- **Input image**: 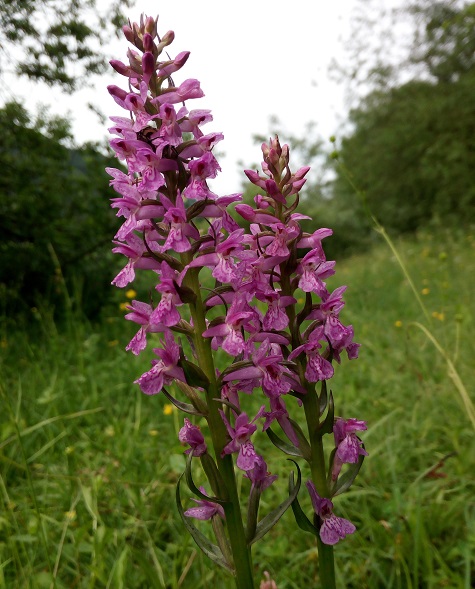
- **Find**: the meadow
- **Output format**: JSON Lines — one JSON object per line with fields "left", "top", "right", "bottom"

{"left": 1, "top": 228, "right": 474, "bottom": 589}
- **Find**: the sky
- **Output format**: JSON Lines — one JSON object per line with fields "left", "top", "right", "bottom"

{"left": 6, "top": 0, "right": 399, "bottom": 194}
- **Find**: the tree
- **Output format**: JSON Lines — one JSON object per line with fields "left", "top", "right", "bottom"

{"left": 0, "top": 0, "right": 133, "bottom": 90}
{"left": 327, "top": 0, "right": 475, "bottom": 240}
{"left": 0, "top": 102, "right": 121, "bottom": 318}
{"left": 409, "top": 0, "right": 475, "bottom": 82}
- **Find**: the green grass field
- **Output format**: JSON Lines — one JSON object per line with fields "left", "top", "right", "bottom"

{"left": 1, "top": 228, "right": 474, "bottom": 589}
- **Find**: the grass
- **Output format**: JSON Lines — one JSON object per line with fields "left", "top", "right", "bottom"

{"left": 0, "top": 228, "right": 474, "bottom": 588}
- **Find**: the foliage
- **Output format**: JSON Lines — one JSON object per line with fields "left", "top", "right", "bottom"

{"left": 1, "top": 229, "right": 474, "bottom": 588}
{"left": 0, "top": 0, "right": 133, "bottom": 89}
{"left": 0, "top": 102, "right": 120, "bottom": 319}
{"left": 332, "top": 71, "right": 475, "bottom": 235}
{"left": 409, "top": 0, "right": 475, "bottom": 82}
{"left": 328, "top": 0, "right": 475, "bottom": 240}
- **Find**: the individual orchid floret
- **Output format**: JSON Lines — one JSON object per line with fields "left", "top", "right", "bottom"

{"left": 244, "top": 456, "right": 277, "bottom": 492}
{"left": 134, "top": 330, "right": 185, "bottom": 395}
{"left": 124, "top": 300, "right": 165, "bottom": 355}
{"left": 306, "top": 481, "right": 356, "bottom": 545}
{"left": 297, "top": 250, "right": 336, "bottom": 297}
{"left": 263, "top": 396, "right": 300, "bottom": 447}
{"left": 149, "top": 262, "right": 184, "bottom": 327}
{"left": 179, "top": 108, "right": 213, "bottom": 137}
{"left": 256, "top": 290, "right": 296, "bottom": 331}
{"left": 203, "top": 297, "right": 260, "bottom": 356}
{"left": 112, "top": 232, "right": 161, "bottom": 287}
{"left": 288, "top": 326, "right": 334, "bottom": 383}
{"left": 152, "top": 78, "right": 204, "bottom": 105}
{"left": 265, "top": 223, "right": 299, "bottom": 258}
{"left": 160, "top": 192, "right": 199, "bottom": 253}
{"left": 187, "top": 228, "right": 248, "bottom": 284}
{"left": 331, "top": 418, "right": 368, "bottom": 482}
{"left": 220, "top": 407, "right": 266, "bottom": 471}
{"left": 307, "top": 286, "right": 360, "bottom": 356}
{"left": 184, "top": 486, "right": 225, "bottom": 520}
{"left": 156, "top": 103, "right": 183, "bottom": 148}
{"left": 179, "top": 418, "right": 207, "bottom": 457}
{"left": 183, "top": 151, "right": 220, "bottom": 200}
{"left": 157, "top": 51, "right": 190, "bottom": 78}
{"left": 251, "top": 340, "right": 293, "bottom": 397}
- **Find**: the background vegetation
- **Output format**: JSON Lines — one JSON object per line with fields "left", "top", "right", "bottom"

{"left": 1, "top": 230, "right": 474, "bottom": 588}
{"left": 1, "top": 0, "right": 474, "bottom": 587}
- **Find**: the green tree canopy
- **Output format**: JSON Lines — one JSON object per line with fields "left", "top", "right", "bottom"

{"left": 329, "top": 0, "right": 475, "bottom": 241}
{"left": 0, "top": 0, "right": 133, "bottom": 89}
{"left": 0, "top": 102, "right": 120, "bottom": 318}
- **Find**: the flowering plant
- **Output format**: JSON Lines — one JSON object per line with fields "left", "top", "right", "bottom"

{"left": 107, "top": 14, "right": 366, "bottom": 589}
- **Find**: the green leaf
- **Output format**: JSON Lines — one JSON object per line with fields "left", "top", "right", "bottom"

{"left": 319, "top": 380, "right": 328, "bottom": 416}
{"left": 213, "top": 397, "right": 241, "bottom": 415}
{"left": 162, "top": 387, "right": 206, "bottom": 416}
{"left": 289, "top": 471, "right": 319, "bottom": 537}
{"left": 318, "top": 390, "right": 334, "bottom": 436}
{"left": 265, "top": 427, "right": 303, "bottom": 457}
{"left": 173, "top": 281, "right": 197, "bottom": 304}
{"left": 184, "top": 452, "right": 227, "bottom": 504}
{"left": 248, "top": 460, "right": 302, "bottom": 546}
{"left": 179, "top": 358, "right": 210, "bottom": 390}
{"left": 200, "top": 453, "right": 230, "bottom": 502}
{"left": 175, "top": 476, "right": 235, "bottom": 574}
{"left": 288, "top": 418, "right": 312, "bottom": 460}
{"left": 331, "top": 447, "right": 366, "bottom": 497}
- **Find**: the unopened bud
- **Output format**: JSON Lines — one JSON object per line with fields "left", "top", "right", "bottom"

{"left": 157, "top": 30, "right": 175, "bottom": 56}
{"left": 122, "top": 25, "right": 134, "bottom": 44}
{"left": 109, "top": 60, "right": 134, "bottom": 77}
{"left": 270, "top": 135, "right": 282, "bottom": 156}
{"left": 268, "top": 148, "right": 280, "bottom": 168}
{"left": 161, "top": 30, "right": 175, "bottom": 46}
{"left": 143, "top": 33, "right": 154, "bottom": 53}
{"left": 107, "top": 85, "right": 128, "bottom": 108}
{"left": 144, "top": 15, "right": 157, "bottom": 36}
{"left": 127, "top": 48, "right": 142, "bottom": 71}
{"left": 142, "top": 51, "right": 155, "bottom": 83}
{"left": 260, "top": 571, "right": 277, "bottom": 589}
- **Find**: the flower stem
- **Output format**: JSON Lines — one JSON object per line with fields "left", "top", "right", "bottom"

{"left": 303, "top": 386, "right": 336, "bottom": 589}
{"left": 182, "top": 263, "right": 255, "bottom": 589}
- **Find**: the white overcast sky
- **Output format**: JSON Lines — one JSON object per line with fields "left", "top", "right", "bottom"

{"left": 7, "top": 0, "right": 406, "bottom": 193}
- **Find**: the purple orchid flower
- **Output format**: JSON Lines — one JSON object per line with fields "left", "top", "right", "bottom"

{"left": 331, "top": 418, "right": 368, "bottom": 482}
{"left": 124, "top": 300, "right": 165, "bottom": 355}
{"left": 179, "top": 418, "right": 207, "bottom": 457}
{"left": 288, "top": 326, "right": 334, "bottom": 382}
{"left": 244, "top": 455, "right": 277, "bottom": 492}
{"left": 184, "top": 486, "right": 225, "bottom": 520}
{"left": 134, "top": 330, "right": 185, "bottom": 395}
{"left": 219, "top": 407, "right": 266, "bottom": 471}
{"left": 150, "top": 262, "right": 183, "bottom": 327}
{"left": 306, "top": 481, "right": 356, "bottom": 545}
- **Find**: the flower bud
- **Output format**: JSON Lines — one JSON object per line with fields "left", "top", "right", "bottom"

{"left": 144, "top": 15, "right": 157, "bottom": 36}
{"left": 143, "top": 33, "right": 154, "bottom": 53}
{"left": 142, "top": 51, "right": 155, "bottom": 84}
{"left": 260, "top": 572, "right": 278, "bottom": 589}
{"left": 109, "top": 60, "right": 134, "bottom": 77}
{"left": 161, "top": 30, "right": 175, "bottom": 46}
{"left": 107, "top": 85, "right": 128, "bottom": 108}
{"left": 122, "top": 24, "right": 134, "bottom": 44}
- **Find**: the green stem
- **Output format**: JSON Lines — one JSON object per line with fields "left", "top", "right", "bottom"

{"left": 181, "top": 263, "right": 255, "bottom": 589}
{"left": 303, "top": 386, "right": 336, "bottom": 589}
